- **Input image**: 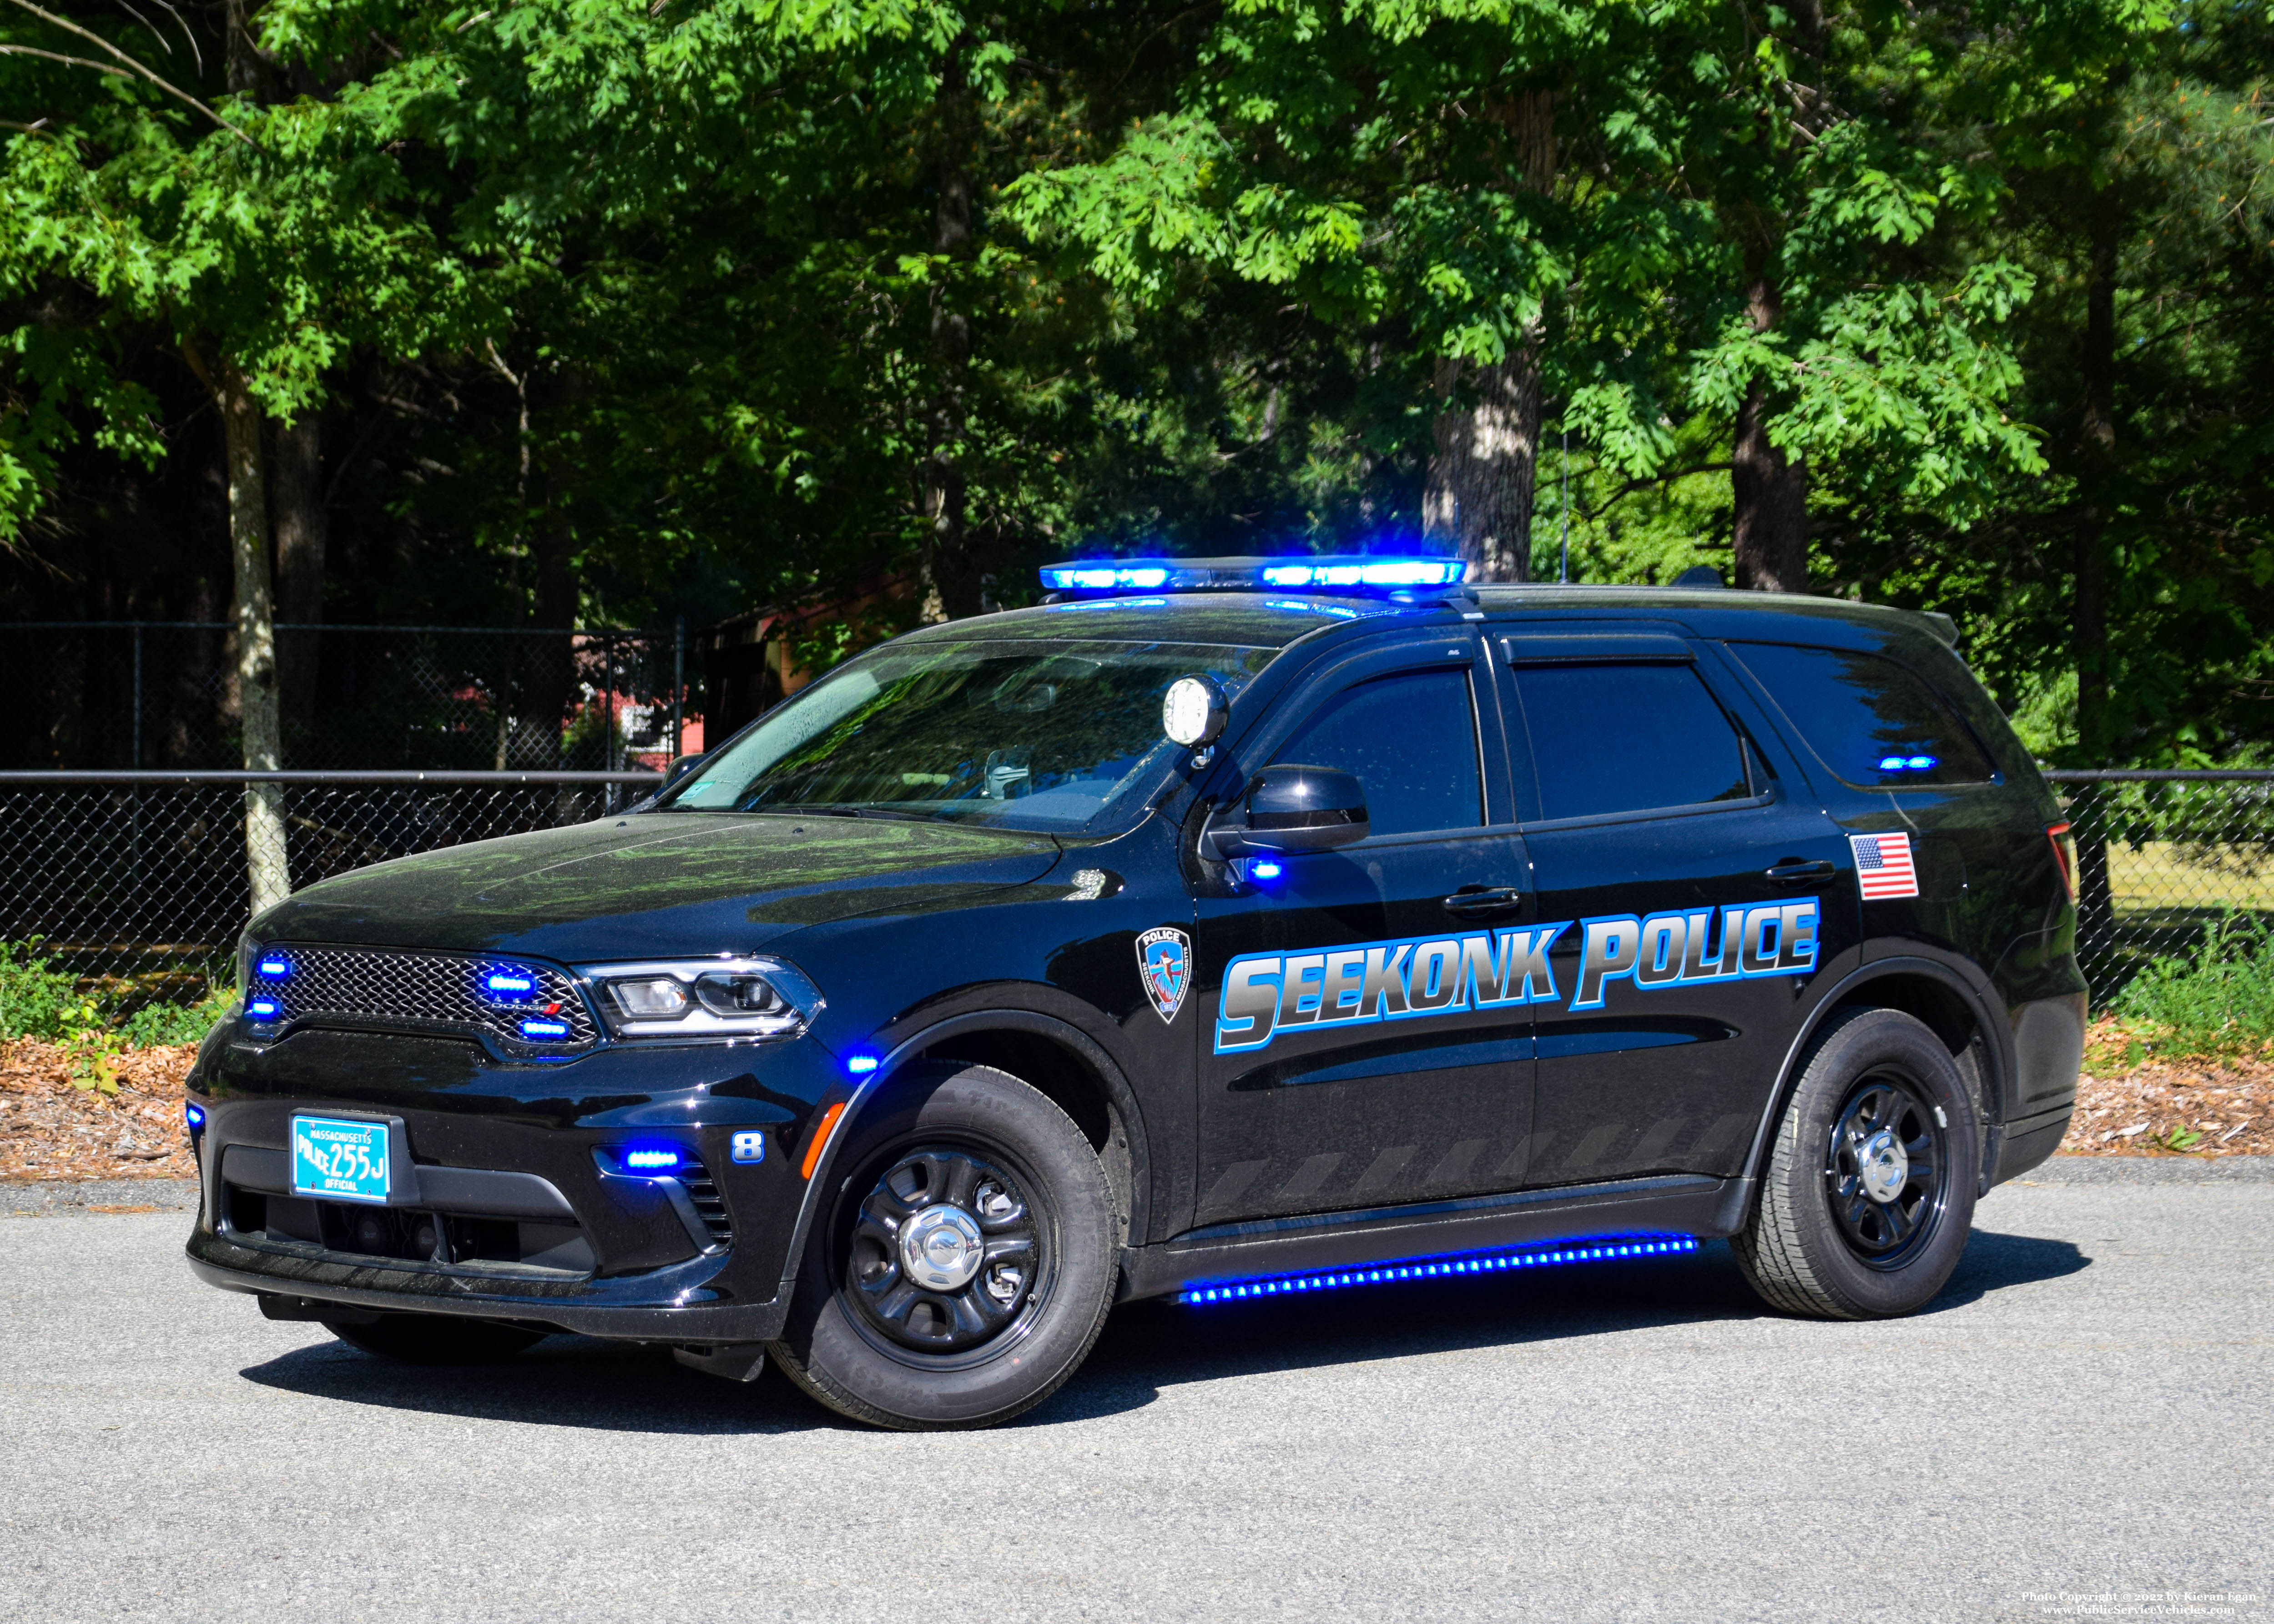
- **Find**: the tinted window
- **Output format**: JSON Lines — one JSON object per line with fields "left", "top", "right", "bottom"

{"left": 1272, "top": 667, "right": 1483, "bottom": 835}
{"left": 1729, "top": 642, "right": 1996, "bottom": 788}
{"left": 1513, "top": 664, "right": 1751, "bottom": 820}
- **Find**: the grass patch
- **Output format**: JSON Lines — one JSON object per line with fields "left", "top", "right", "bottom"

{"left": 2108, "top": 912, "right": 2274, "bottom": 1062}
{"left": 0, "top": 940, "right": 229, "bottom": 1091}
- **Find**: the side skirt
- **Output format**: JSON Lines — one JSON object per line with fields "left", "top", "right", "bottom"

{"left": 1117, "top": 1173, "right": 1753, "bottom": 1303}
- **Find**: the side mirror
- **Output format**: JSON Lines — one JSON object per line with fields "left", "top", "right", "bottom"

{"left": 1206, "top": 764, "right": 1369, "bottom": 858}
{"left": 661, "top": 752, "right": 707, "bottom": 791}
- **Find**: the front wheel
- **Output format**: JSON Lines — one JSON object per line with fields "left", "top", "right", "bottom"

{"left": 1734, "top": 1006, "right": 1981, "bottom": 1320}
{"left": 768, "top": 1062, "right": 1118, "bottom": 1430}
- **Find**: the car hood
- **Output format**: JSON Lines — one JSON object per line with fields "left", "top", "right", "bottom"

{"left": 253, "top": 813, "right": 1066, "bottom": 961}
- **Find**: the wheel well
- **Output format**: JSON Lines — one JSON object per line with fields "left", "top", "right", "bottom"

{"left": 1830, "top": 972, "right": 1996, "bottom": 1122}
{"left": 919, "top": 1030, "right": 1114, "bottom": 1153}
{"left": 912, "top": 1026, "right": 1140, "bottom": 1245}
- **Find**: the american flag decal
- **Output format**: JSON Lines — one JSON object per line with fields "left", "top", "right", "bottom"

{"left": 1850, "top": 832, "right": 1920, "bottom": 900}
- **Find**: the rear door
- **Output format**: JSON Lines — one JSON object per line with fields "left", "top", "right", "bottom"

{"left": 1499, "top": 630, "right": 1860, "bottom": 1189}
{"left": 1187, "top": 629, "right": 1538, "bottom": 1226}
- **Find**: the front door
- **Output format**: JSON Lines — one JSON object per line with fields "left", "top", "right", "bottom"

{"left": 1188, "top": 631, "right": 1540, "bottom": 1227}
{"left": 1499, "top": 632, "right": 1859, "bottom": 1189}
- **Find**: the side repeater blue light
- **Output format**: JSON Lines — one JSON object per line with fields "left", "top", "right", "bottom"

{"left": 256, "top": 958, "right": 290, "bottom": 978}
{"left": 846, "top": 1053, "right": 881, "bottom": 1076}
{"left": 519, "top": 1017, "right": 571, "bottom": 1040}
{"left": 1877, "top": 754, "right": 1940, "bottom": 774}
{"left": 1175, "top": 1233, "right": 1698, "bottom": 1306}
{"left": 1248, "top": 859, "right": 1284, "bottom": 881}
{"left": 623, "top": 1147, "right": 682, "bottom": 1171}
{"left": 184, "top": 1102, "right": 205, "bottom": 1130}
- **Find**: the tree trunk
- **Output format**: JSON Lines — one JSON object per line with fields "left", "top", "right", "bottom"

{"left": 272, "top": 412, "right": 325, "bottom": 743}
{"left": 920, "top": 48, "right": 976, "bottom": 623}
{"left": 1731, "top": 264, "right": 1810, "bottom": 591}
{"left": 222, "top": 357, "right": 289, "bottom": 914}
{"left": 1422, "top": 355, "right": 1542, "bottom": 581}
{"left": 1422, "top": 90, "right": 1555, "bottom": 583}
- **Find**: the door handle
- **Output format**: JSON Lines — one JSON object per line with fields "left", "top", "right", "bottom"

{"left": 1764, "top": 859, "right": 1836, "bottom": 884}
{"left": 1442, "top": 885, "right": 1527, "bottom": 918}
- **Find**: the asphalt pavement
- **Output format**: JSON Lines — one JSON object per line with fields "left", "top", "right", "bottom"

{"left": 2, "top": 1163, "right": 2269, "bottom": 1624}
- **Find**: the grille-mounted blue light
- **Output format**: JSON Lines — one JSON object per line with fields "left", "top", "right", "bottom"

{"left": 246, "top": 998, "right": 280, "bottom": 1020}
{"left": 519, "top": 1017, "right": 571, "bottom": 1040}
{"left": 1877, "top": 754, "right": 1939, "bottom": 773}
{"left": 256, "top": 958, "right": 290, "bottom": 979}
{"left": 482, "top": 970, "right": 539, "bottom": 1000}
{"left": 1041, "top": 556, "right": 1465, "bottom": 598}
{"left": 846, "top": 1053, "right": 880, "bottom": 1076}
{"left": 1176, "top": 1233, "right": 1698, "bottom": 1305}
{"left": 622, "top": 1147, "right": 682, "bottom": 1171}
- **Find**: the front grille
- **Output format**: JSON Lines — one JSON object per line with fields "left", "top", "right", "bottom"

{"left": 252, "top": 945, "right": 599, "bottom": 1053}
{"left": 676, "top": 1155, "right": 734, "bottom": 1247}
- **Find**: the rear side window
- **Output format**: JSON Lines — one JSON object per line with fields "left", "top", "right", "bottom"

{"left": 1272, "top": 667, "right": 1483, "bottom": 835}
{"left": 1511, "top": 664, "right": 1752, "bottom": 821}
{"left": 1729, "top": 642, "right": 1996, "bottom": 788}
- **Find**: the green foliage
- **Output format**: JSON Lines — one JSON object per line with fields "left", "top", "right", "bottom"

{"left": 117, "top": 988, "right": 233, "bottom": 1048}
{"left": 2112, "top": 913, "right": 2274, "bottom": 1056}
{"left": 0, "top": 939, "right": 82, "bottom": 1041}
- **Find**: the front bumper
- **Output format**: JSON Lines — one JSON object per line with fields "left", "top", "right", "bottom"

{"left": 183, "top": 1022, "right": 847, "bottom": 1339}
{"left": 185, "top": 1229, "right": 794, "bottom": 1341}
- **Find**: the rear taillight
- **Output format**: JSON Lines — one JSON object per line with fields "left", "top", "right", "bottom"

{"left": 2046, "top": 821, "right": 2078, "bottom": 903}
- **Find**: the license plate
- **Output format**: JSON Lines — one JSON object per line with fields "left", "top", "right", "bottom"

{"left": 292, "top": 1116, "right": 391, "bottom": 1203}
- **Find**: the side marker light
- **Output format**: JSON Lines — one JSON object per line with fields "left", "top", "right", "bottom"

{"left": 845, "top": 1053, "right": 880, "bottom": 1076}
{"left": 802, "top": 1102, "right": 848, "bottom": 1180}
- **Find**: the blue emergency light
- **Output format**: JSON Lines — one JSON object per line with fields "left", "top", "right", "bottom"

{"left": 1040, "top": 555, "right": 1466, "bottom": 597}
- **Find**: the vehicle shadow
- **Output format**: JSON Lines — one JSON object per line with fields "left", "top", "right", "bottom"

{"left": 237, "top": 1229, "right": 2088, "bottom": 1433}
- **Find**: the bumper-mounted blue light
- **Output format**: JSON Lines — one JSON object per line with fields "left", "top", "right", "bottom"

{"left": 622, "top": 1147, "right": 682, "bottom": 1171}
{"left": 1175, "top": 1233, "right": 1699, "bottom": 1306}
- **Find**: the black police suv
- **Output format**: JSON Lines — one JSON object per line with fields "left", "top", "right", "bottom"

{"left": 183, "top": 558, "right": 2086, "bottom": 1429}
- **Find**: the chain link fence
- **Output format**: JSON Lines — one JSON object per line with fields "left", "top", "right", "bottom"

{"left": 2047, "top": 770, "right": 2274, "bottom": 995}
{"left": 4, "top": 623, "right": 691, "bottom": 772}
{"left": 0, "top": 771, "right": 661, "bottom": 1003}
{"left": 0, "top": 767, "right": 2266, "bottom": 1008}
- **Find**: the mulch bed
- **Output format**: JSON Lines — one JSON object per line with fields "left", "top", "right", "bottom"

{"left": 2, "top": 1017, "right": 2268, "bottom": 1182}
{"left": 0, "top": 1039, "right": 199, "bottom": 1182}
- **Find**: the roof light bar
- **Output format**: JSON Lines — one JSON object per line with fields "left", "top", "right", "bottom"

{"left": 1040, "top": 555, "right": 1466, "bottom": 597}
{"left": 1176, "top": 1233, "right": 1698, "bottom": 1306}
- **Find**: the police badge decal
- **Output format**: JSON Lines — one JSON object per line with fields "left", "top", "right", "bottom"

{"left": 1135, "top": 926, "right": 1193, "bottom": 1025}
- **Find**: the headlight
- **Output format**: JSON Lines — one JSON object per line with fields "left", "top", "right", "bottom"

{"left": 574, "top": 957, "right": 824, "bottom": 1042}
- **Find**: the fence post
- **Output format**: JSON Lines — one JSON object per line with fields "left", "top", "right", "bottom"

{"left": 672, "top": 615, "right": 685, "bottom": 761}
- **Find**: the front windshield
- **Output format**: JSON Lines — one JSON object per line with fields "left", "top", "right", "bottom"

{"left": 661, "top": 637, "right": 1277, "bottom": 832}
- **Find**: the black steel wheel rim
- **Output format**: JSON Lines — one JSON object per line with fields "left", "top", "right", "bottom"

{"left": 1823, "top": 1071, "right": 1948, "bottom": 1270}
{"left": 838, "top": 1141, "right": 1054, "bottom": 1369}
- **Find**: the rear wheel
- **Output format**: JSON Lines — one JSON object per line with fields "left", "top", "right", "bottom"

{"left": 1735, "top": 1006, "right": 1981, "bottom": 1320}
{"left": 324, "top": 1313, "right": 549, "bottom": 1365}
{"left": 768, "top": 1062, "right": 1118, "bottom": 1430}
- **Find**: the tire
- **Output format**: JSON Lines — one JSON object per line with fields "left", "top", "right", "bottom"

{"left": 767, "top": 1062, "right": 1118, "bottom": 1430}
{"left": 324, "top": 1313, "right": 549, "bottom": 1365}
{"left": 1734, "top": 1006, "right": 1982, "bottom": 1320}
